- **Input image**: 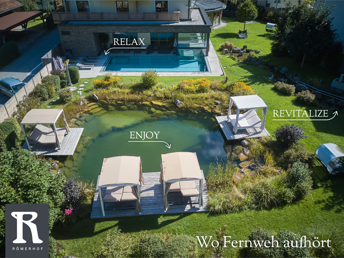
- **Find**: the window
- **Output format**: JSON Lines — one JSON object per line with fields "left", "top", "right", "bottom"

{"left": 61, "top": 31, "right": 70, "bottom": 35}
{"left": 76, "top": 1, "right": 89, "bottom": 12}
{"left": 0, "top": 82, "right": 12, "bottom": 91}
{"left": 155, "top": 1, "right": 168, "bottom": 12}
{"left": 150, "top": 33, "right": 175, "bottom": 47}
{"left": 116, "top": 1, "right": 129, "bottom": 12}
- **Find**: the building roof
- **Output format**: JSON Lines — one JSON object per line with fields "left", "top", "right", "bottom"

{"left": 191, "top": 0, "right": 226, "bottom": 12}
{"left": 98, "top": 156, "right": 142, "bottom": 186}
{"left": 0, "top": 0, "right": 23, "bottom": 15}
{"left": 0, "top": 11, "right": 43, "bottom": 32}
{"left": 21, "top": 109, "right": 63, "bottom": 124}
{"left": 161, "top": 152, "right": 202, "bottom": 182}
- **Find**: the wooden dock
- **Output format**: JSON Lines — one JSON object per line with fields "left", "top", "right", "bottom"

{"left": 22, "top": 128, "right": 84, "bottom": 156}
{"left": 216, "top": 115, "right": 270, "bottom": 141}
{"left": 91, "top": 171, "right": 209, "bottom": 219}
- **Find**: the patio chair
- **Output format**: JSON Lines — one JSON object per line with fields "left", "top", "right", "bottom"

{"left": 238, "top": 30, "right": 248, "bottom": 38}
{"left": 228, "top": 109, "right": 262, "bottom": 130}
{"left": 29, "top": 125, "right": 66, "bottom": 145}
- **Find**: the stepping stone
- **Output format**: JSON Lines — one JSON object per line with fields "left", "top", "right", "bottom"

{"left": 67, "top": 86, "right": 78, "bottom": 91}
{"left": 47, "top": 106, "right": 51, "bottom": 108}
{"left": 52, "top": 100, "right": 56, "bottom": 102}
{"left": 77, "top": 91, "right": 82, "bottom": 96}
{"left": 79, "top": 88, "right": 84, "bottom": 90}
{"left": 80, "top": 84, "right": 85, "bottom": 86}
{"left": 57, "top": 97, "right": 59, "bottom": 99}
{"left": 85, "top": 82, "right": 88, "bottom": 83}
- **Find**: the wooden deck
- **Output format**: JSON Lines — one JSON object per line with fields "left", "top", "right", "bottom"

{"left": 216, "top": 115, "right": 270, "bottom": 141}
{"left": 22, "top": 128, "right": 84, "bottom": 156}
{"left": 91, "top": 171, "right": 209, "bottom": 219}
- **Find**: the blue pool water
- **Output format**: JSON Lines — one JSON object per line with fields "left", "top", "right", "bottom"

{"left": 104, "top": 55, "right": 208, "bottom": 72}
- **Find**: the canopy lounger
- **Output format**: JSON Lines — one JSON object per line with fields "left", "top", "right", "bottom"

{"left": 98, "top": 156, "right": 144, "bottom": 217}
{"left": 315, "top": 143, "right": 344, "bottom": 175}
{"left": 266, "top": 22, "right": 276, "bottom": 32}
{"left": 227, "top": 95, "right": 268, "bottom": 134}
{"left": 160, "top": 152, "right": 203, "bottom": 211}
{"left": 21, "top": 109, "right": 70, "bottom": 149}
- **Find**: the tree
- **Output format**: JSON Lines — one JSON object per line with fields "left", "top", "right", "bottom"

{"left": 280, "top": 0, "right": 337, "bottom": 67}
{"left": 0, "top": 148, "right": 66, "bottom": 252}
{"left": 15, "top": 0, "right": 39, "bottom": 11}
{"left": 236, "top": 0, "right": 258, "bottom": 31}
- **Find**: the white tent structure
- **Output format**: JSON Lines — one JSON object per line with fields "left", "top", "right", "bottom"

{"left": 315, "top": 143, "right": 344, "bottom": 174}
{"left": 98, "top": 156, "right": 143, "bottom": 216}
{"left": 160, "top": 152, "right": 203, "bottom": 211}
{"left": 227, "top": 95, "right": 268, "bottom": 134}
{"left": 21, "top": 109, "right": 70, "bottom": 149}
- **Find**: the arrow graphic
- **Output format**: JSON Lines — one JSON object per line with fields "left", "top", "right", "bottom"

{"left": 104, "top": 47, "right": 147, "bottom": 55}
{"left": 128, "top": 141, "right": 172, "bottom": 149}
{"left": 273, "top": 111, "right": 338, "bottom": 121}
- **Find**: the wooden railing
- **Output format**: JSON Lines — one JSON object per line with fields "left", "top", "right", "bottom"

{"left": 53, "top": 8, "right": 180, "bottom": 22}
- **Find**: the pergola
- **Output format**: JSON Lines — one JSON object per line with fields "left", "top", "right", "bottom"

{"left": 315, "top": 143, "right": 344, "bottom": 175}
{"left": 227, "top": 95, "right": 268, "bottom": 134}
{"left": 0, "top": 11, "right": 44, "bottom": 43}
{"left": 21, "top": 109, "right": 70, "bottom": 149}
{"left": 98, "top": 156, "right": 143, "bottom": 217}
{"left": 160, "top": 152, "right": 203, "bottom": 211}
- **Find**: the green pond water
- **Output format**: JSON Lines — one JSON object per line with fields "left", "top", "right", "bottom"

{"left": 61, "top": 108, "right": 228, "bottom": 183}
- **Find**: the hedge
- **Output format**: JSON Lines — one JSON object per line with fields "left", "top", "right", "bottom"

{"left": 42, "top": 75, "right": 60, "bottom": 92}
{"left": 3, "top": 118, "right": 21, "bottom": 137}
{"left": 68, "top": 66, "right": 80, "bottom": 84}
{"left": 0, "top": 123, "right": 18, "bottom": 150}
{"left": 0, "top": 41, "right": 20, "bottom": 68}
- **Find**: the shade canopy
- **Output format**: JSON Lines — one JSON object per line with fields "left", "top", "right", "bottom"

{"left": 21, "top": 109, "right": 63, "bottom": 124}
{"left": 0, "top": 11, "right": 43, "bottom": 32}
{"left": 315, "top": 143, "right": 344, "bottom": 174}
{"left": 230, "top": 95, "right": 267, "bottom": 110}
{"left": 266, "top": 23, "right": 276, "bottom": 30}
{"left": 98, "top": 156, "right": 141, "bottom": 187}
{"left": 161, "top": 152, "right": 202, "bottom": 182}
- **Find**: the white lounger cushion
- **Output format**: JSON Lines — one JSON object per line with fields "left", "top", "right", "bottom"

{"left": 229, "top": 114, "right": 250, "bottom": 128}
{"left": 30, "top": 125, "right": 66, "bottom": 144}
{"left": 103, "top": 186, "right": 123, "bottom": 202}
{"left": 169, "top": 182, "right": 181, "bottom": 192}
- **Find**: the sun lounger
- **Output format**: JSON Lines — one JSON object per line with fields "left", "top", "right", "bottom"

{"left": 77, "top": 63, "right": 94, "bottom": 70}
{"left": 238, "top": 30, "right": 248, "bottom": 38}
{"left": 66, "top": 51, "right": 79, "bottom": 59}
{"left": 29, "top": 125, "right": 66, "bottom": 145}
{"left": 158, "top": 43, "right": 170, "bottom": 54}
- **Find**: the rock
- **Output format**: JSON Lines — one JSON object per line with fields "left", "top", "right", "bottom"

{"left": 232, "top": 47, "right": 241, "bottom": 53}
{"left": 327, "top": 99, "right": 335, "bottom": 105}
{"left": 224, "top": 49, "right": 229, "bottom": 54}
{"left": 175, "top": 100, "right": 184, "bottom": 106}
{"left": 215, "top": 100, "right": 221, "bottom": 105}
{"left": 241, "top": 140, "right": 249, "bottom": 147}
{"left": 337, "top": 100, "right": 344, "bottom": 108}
{"left": 243, "top": 148, "right": 249, "bottom": 155}
{"left": 92, "top": 94, "right": 98, "bottom": 101}
{"left": 295, "top": 83, "right": 308, "bottom": 92}
{"left": 238, "top": 51, "right": 243, "bottom": 57}
{"left": 79, "top": 101, "right": 83, "bottom": 105}
{"left": 280, "top": 67, "right": 288, "bottom": 74}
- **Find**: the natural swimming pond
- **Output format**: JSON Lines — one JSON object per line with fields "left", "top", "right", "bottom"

{"left": 61, "top": 107, "right": 228, "bottom": 183}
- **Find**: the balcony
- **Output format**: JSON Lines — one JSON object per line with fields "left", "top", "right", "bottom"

{"left": 53, "top": 7, "right": 180, "bottom": 23}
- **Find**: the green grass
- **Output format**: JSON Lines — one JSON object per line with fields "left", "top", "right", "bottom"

{"left": 27, "top": 15, "right": 47, "bottom": 30}
{"left": 51, "top": 20, "right": 344, "bottom": 257}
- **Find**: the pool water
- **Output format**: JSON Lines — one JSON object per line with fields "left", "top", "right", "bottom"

{"left": 104, "top": 55, "right": 208, "bottom": 72}
{"left": 61, "top": 108, "right": 227, "bottom": 183}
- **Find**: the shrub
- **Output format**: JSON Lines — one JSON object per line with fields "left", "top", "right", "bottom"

{"left": 0, "top": 41, "right": 20, "bottom": 68}
{"left": 3, "top": 117, "right": 21, "bottom": 137}
{"left": 42, "top": 75, "right": 61, "bottom": 92}
{"left": 176, "top": 78, "right": 211, "bottom": 93}
{"left": 284, "top": 161, "right": 313, "bottom": 199}
{"left": 0, "top": 123, "right": 18, "bottom": 151}
{"left": 220, "top": 41, "right": 234, "bottom": 52}
{"left": 249, "top": 180, "right": 280, "bottom": 209}
{"left": 0, "top": 148, "right": 65, "bottom": 249}
{"left": 31, "top": 84, "right": 49, "bottom": 100}
{"left": 45, "top": 83, "right": 56, "bottom": 98}
{"left": 273, "top": 81, "right": 295, "bottom": 95}
{"left": 93, "top": 229, "right": 135, "bottom": 258}
{"left": 60, "top": 71, "right": 68, "bottom": 81}
{"left": 246, "top": 228, "right": 276, "bottom": 257}
{"left": 164, "top": 235, "right": 197, "bottom": 258}
{"left": 50, "top": 69, "right": 64, "bottom": 76}
{"left": 139, "top": 234, "right": 165, "bottom": 258}
{"left": 296, "top": 90, "right": 317, "bottom": 106}
{"left": 92, "top": 75, "right": 121, "bottom": 89}
{"left": 62, "top": 178, "right": 83, "bottom": 209}
{"left": 275, "top": 124, "right": 306, "bottom": 148}
{"left": 59, "top": 88, "right": 73, "bottom": 103}
{"left": 141, "top": 70, "right": 159, "bottom": 89}
{"left": 68, "top": 66, "right": 80, "bottom": 84}
{"left": 231, "top": 81, "right": 254, "bottom": 96}
{"left": 49, "top": 236, "right": 58, "bottom": 258}
{"left": 280, "top": 144, "right": 316, "bottom": 169}
{"left": 13, "top": 96, "right": 41, "bottom": 123}
{"left": 60, "top": 80, "right": 67, "bottom": 88}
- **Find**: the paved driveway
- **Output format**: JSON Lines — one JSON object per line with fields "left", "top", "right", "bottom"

{"left": 0, "top": 29, "right": 60, "bottom": 108}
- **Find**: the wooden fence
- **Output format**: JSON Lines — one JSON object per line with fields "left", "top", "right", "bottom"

{"left": 0, "top": 63, "right": 53, "bottom": 123}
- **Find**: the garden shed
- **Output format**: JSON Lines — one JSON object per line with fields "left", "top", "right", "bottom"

{"left": 315, "top": 143, "right": 344, "bottom": 174}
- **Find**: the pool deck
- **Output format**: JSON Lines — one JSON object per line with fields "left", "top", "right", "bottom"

{"left": 22, "top": 128, "right": 84, "bottom": 156}
{"left": 90, "top": 171, "right": 209, "bottom": 219}
{"left": 76, "top": 40, "right": 224, "bottom": 78}
{"left": 216, "top": 115, "right": 270, "bottom": 141}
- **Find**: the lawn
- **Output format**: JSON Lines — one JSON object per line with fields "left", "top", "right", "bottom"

{"left": 27, "top": 15, "right": 47, "bottom": 30}
{"left": 51, "top": 20, "right": 344, "bottom": 257}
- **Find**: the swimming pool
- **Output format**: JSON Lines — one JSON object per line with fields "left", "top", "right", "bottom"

{"left": 104, "top": 55, "right": 208, "bottom": 72}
